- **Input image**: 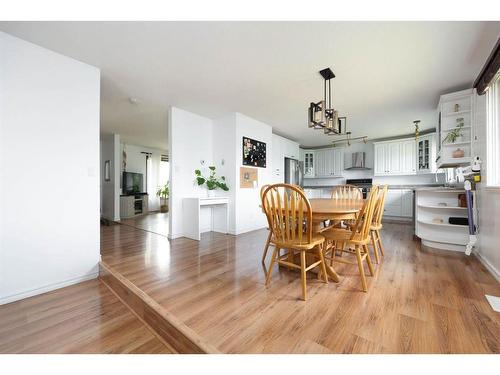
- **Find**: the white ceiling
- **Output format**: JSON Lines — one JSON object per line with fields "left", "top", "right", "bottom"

{"left": 1, "top": 21, "right": 499, "bottom": 148}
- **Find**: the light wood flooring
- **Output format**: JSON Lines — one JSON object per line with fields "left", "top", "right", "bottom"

{"left": 119, "top": 211, "right": 169, "bottom": 237}
{"left": 100, "top": 223, "right": 500, "bottom": 354}
{"left": 0, "top": 279, "right": 172, "bottom": 353}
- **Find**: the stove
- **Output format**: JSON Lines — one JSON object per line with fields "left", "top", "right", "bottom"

{"left": 345, "top": 178, "right": 373, "bottom": 198}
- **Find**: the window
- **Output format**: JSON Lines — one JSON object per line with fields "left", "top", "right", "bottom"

{"left": 486, "top": 72, "right": 500, "bottom": 187}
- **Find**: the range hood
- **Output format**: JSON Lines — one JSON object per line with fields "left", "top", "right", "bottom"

{"left": 345, "top": 152, "right": 371, "bottom": 170}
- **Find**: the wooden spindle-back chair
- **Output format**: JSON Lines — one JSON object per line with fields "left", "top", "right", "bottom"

{"left": 322, "top": 185, "right": 380, "bottom": 292}
{"left": 261, "top": 183, "right": 328, "bottom": 301}
{"left": 370, "top": 185, "right": 388, "bottom": 263}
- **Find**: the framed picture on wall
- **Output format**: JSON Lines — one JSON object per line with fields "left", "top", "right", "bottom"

{"left": 242, "top": 137, "right": 266, "bottom": 168}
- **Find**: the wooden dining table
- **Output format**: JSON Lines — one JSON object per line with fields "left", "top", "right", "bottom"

{"left": 304, "top": 198, "right": 365, "bottom": 282}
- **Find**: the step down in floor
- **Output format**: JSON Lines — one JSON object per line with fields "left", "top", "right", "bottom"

{"left": 99, "top": 262, "right": 220, "bottom": 354}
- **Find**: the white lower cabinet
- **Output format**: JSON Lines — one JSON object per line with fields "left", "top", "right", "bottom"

{"left": 383, "top": 189, "right": 413, "bottom": 218}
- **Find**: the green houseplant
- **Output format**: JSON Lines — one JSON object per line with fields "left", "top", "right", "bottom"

{"left": 156, "top": 182, "right": 169, "bottom": 213}
{"left": 195, "top": 166, "right": 229, "bottom": 196}
{"left": 442, "top": 119, "right": 464, "bottom": 144}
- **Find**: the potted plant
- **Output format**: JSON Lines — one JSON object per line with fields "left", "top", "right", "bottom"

{"left": 195, "top": 166, "right": 229, "bottom": 197}
{"left": 443, "top": 119, "right": 465, "bottom": 158}
{"left": 156, "top": 182, "right": 169, "bottom": 213}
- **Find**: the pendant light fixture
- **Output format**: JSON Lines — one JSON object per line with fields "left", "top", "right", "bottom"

{"left": 308, "top": 68, "right": 345, "bottom": 135}
{"left": 414, "top": 120, "right": 421, "bottom": 141}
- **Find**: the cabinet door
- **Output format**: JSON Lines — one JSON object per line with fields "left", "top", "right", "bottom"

{"left": 374, "top": 144, "right": 387, "bottom": 175}
{"left": 387, "top": 142, "right": 402, "bottom": 174}
{"left": 333, "top": 149, "right": 344, "bottom": 176}
{"left": 315, "top": 150, "right": 324, "bottom": 177}
{"left": 325, "top": 150, "right": 334, "bottom": 176}
{"left": 402, "top": 140, "right": 416, "bottom": 174}
{"left": 401, "top": 189, "right": 413, "bottom": 217}
{"left": 384, "top": 190, "right": 402, "bottom": 216}
{"left": 303, "top": 151, "right": 315, "bottom": 177}
{"left": 272, "top": 135, "right": 283, "bottom": 181}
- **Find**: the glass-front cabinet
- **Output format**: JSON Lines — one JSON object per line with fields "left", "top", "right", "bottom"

{"left": 416, "top": 133, "right": 436, "bottom": 174}
{"left": 304, "top": 151, "right": 315, "bottom": 178}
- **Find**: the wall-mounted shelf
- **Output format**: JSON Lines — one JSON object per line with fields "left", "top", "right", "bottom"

{"left": 442, "top": 110, "right": 471, "bottom": 117}
{"left": 417, "top": 204, "right": 467, "bottom": 210}
{"left": 442, "top": 141, "right": 470, "bottom": 147}
{"left": 417, "top": 219, "right": 467, "bottom": 228}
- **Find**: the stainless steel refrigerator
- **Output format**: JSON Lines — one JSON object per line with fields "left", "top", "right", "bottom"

{"left": 284, "top": 157, "right": 304, "bottom": 187}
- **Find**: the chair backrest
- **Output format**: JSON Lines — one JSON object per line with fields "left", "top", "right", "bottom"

{"left": 331, "top": 184, "right": 363, "bottom": 200}
{"left": 349, "top": 185, "right": 379, "bottom": 241}
{"left": 260, "top": 184, "right": 271, "bottom": 201}
{"left": 372, "top": 185, "right": 388, "bottom": 226}
{"left": 261, "top": 184, "right": 313, "bottom": 245}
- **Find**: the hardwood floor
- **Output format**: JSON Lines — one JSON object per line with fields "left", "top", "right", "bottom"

{"left": 119, "top": 211, "right": 169, "bottom": 236}
{"left": 0, "top": 279, "right": 172, "bottom": 353}
{"left": 100, "top": 223, "right": 500, "bottom": 354}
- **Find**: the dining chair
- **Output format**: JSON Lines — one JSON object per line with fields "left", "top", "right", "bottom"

{"left": 370, "top": 185, "right": 388, "bottom": 264}
{"left": 331, "top": 184, "right": 363, "bottom": 200}
{"left": 261, "top": 183, "right": 328, "bottom": 301}
{"left": 321, "top": 186, "right": 379, "bottom": 292}
{"left": 323, "top": 184, "right": 363, "bottom": 230}
{"left": 260, "top": 184, "right": 273, "bottom": 265}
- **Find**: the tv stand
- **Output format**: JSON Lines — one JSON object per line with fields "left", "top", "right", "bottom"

{"left": 120, "top": 193, "right": 148, "bottom": 219}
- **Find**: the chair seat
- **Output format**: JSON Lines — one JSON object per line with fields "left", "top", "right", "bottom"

{"left": 321, "top": 228, "right": 370, "bottom": 245}
{"left": 273, "top": 233, "right": 325, "bottom": 251}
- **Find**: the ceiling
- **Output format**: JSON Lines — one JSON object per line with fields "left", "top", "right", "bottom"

{"left": 1, "top": 21, "right": 499, "bottom": 148}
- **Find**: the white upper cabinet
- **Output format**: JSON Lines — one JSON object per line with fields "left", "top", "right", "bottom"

{"left": 416, "top": 133, "right": 437, "bottom": 174}
{"left": 313, "top": 148, "right": 343, "bottom": 178}
{"left": 374, "top": 138, "right": 416, "bottom": 176}
{"left": 272, "top": 134, "right": 300, "bottom": 183}
{"left": 302, "top": 150, "right": 315, "bottom": 178}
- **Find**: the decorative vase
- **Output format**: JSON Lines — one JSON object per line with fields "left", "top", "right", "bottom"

{"left": 454, "top": 103, "right": 460, "bottom": 112}
{"left": 452, "top": 148, "right": 465, "bottom": 158}
{"left": 207, "top": 190, "right": 216, "bottom": 198}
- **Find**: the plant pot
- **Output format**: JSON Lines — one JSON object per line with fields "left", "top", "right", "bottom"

{"left": 452, "top": 148, "right": 465, "bottom": 158}
{"left": 207, "top": 190, "right": 216, "bottom": 198}
{"left": 159, "top": 198, "right": 168, "bottom": 213}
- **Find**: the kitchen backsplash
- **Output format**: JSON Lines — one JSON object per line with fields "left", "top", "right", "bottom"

{"left": 304, "top": 172, "right": 447, "bottom": 186}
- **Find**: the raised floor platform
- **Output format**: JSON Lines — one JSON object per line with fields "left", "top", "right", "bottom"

{"left": 100, "top": 223, "right": 500, "bottom": 354}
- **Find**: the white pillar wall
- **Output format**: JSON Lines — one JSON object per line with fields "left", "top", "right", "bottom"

{"left": 0, "top": 32, "right": 101, "bottom": 304}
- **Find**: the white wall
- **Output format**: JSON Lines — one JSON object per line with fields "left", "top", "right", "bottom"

{"left": 234, "top": 113, "right": 273, "bottom": 234}
{"left": 121, "top": 143, "right": 168, "bottom": 211}
{"left": 0, "top": 32, "right": 101, "bottom": 304}
{"left": 473, "top": 92, "right": 500, "bottom": 281}
{"left": 101, "top": 133, "right": 121, "bottom": 221}
{"left": 168, "top": 107, "right": 213, "bottom": 238}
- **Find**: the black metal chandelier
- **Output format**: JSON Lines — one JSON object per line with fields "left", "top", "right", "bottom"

{"left": 308, "top": 68, "right": 346, "bottom": 135}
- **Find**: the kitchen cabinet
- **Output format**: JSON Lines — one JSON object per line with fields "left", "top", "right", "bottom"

{"left": 374, "top": 138, "right": 416, "bottom": 176}
{"left": 314, "top": 148, "right": 344, "bottom": 178}
{"left": 302, "top": 150, "right": 315, "bottom": 178}
{"left": 416, "top": 133, "right": 436, "bottom": 174}
{"left": 272, "top": 134, "right": 300, "bottom": 183}
{"left": 383, "top": 189, "right": 413, "bottom": 218}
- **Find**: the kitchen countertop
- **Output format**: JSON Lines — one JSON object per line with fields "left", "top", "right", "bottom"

{"left": 303, "top": 184, "right": 447, "bottom": 190}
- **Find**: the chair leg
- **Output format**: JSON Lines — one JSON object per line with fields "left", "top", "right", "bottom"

{"left": 300, "top": 251, "right": 307, "bottom": 301}
{"left": 363, "top": 244, "right": 375, "bottom": 276}
{"left": 377, "top": 230, "right": 385, "bottom": 256}
{"left": 355, "top": 245, "right": 367, "bottom": 292}
{"left": 370, "top": 230, "right": 380, "bottom": 264}
{"left": 318, "top": 244, "right": 328, "bottom": 284}
{"left": 265, "top": 247, "right": 279, "bottom": 287}
{"left": 261, "top": 230, "right": 272, "bottom": 265}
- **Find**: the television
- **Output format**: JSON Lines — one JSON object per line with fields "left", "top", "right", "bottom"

{"left": 122, "top": 172, "right": 144, "bottom": 194}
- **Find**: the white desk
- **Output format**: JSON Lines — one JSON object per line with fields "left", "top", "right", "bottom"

{"left": 182, "top": 197, "right": 229, "bottom": 240}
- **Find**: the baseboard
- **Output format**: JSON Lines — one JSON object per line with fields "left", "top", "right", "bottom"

{"left": 474, "top": 251, "right": 500, "bottom": 283}
{"left": 0, "top": 271, "right": 99, "bottom": 305}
